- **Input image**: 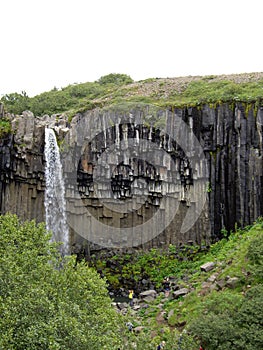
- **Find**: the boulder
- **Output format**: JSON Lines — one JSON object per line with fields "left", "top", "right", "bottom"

{"left": 226, "top": 277, "right": 239, "bottom": 289}
{"left": 200, "top": 262, "right": 215, "bottom": 272}
{"left": 134, "top": 326, "right": 145, "bottom": 334}
{"left": 216, "top": 279, "right": 226, "bottom": 290}
{"left": 141, "top": 295, "right": 155, "bottom": 303}
{"left": 172, "top": 288, "right": 189, "bottom": 299}
{"left": 117, "top": 302, "right": 129, "bottom": 310}
{"left": 133, "top": 305, "right": 141, "bottom": 311}
{"left": 207, "top": 273, "right": 218, "bottom": 282}
{"left": 139, "top": 289, "right": 157, "bottom": 300}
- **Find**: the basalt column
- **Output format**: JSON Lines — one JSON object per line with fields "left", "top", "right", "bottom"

{"left": 63, "top": 107, "right": 209, "bottom": 251}
{"left": 0, "top": 110, "right": 69, "bottom": 225}
{"left": 0, "top": 102, "right": 263, "bottom": 253}
{"left": 62, "top": 103, "right": 263, "bottom": 252}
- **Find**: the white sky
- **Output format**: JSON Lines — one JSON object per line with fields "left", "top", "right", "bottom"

{"left": 0, "top": 0, "right": 262, "bottom": 97}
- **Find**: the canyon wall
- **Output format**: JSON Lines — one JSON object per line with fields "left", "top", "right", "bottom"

{"left": 0, "top": 102, "right": 263, "bottom": 253}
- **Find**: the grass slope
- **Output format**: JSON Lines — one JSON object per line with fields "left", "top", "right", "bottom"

{"left": 1, "top": 72, "right": 263, "bottom": 118}
{"left": 100, "top": 220, "right": 263, "bottom": 349}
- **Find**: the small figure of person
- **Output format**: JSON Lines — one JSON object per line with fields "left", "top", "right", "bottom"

{"left": 128, "top": 289, "right": 134, "bottom": 307}
{"left": 126, "top": 321, "right": 134, "bottom": 332}
{"left": 163, "top": 277, "right": 170, "bottom": 297}
{"left": 157, "top": 340, "right": 166, "bottom": 349}
{"left": 199, "top": 346, "right": 204, "bottom": 350}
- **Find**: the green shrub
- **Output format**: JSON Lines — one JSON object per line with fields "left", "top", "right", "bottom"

{"left": 0, "top": 214, "right": 122, "bottom": 349}
{"left": 0, "top": 119, "right": 12, "bottom": 137}
{"left": 97, "top": 73, "right": 133, "bottom": 85}
{"left": 246, "top": 232, "right": 263, "bottom": 281}
{"left": 189, "top": 286, "right": 263, "bottom": 349}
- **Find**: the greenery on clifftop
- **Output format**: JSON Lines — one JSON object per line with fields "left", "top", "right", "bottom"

{"left": 1, "top": 72, "right": 263, "bottom": 117}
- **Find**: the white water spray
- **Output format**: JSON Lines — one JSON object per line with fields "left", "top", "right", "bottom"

{"left": 44, "top": 128, "right": 69, "bottom": 255}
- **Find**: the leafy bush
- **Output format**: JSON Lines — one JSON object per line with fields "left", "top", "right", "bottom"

{"left": 97, "top": 73, "right": 133, "bottom": 85}
{"left": 0, "top": 214, "right": 122, "bottom": 349}
{"left": 189, "top": 286, "right": 263, "bottom": 349}
{"left": 1, "top": 91, "right": 30, "bottom": 114}
{"left": 0, "top": 118, "right": 12, "bottom": 137}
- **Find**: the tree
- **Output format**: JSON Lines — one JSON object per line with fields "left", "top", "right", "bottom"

{"left": 0, "top": 91, "right": 30, "bottom": 114}
{"left": 97, "top": 73, "right": 133, "bottom": 85}
{"left": 0, "top": 214, "right": 122, "bottom": 349}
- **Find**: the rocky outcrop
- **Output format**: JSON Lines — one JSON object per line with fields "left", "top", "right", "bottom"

{"left": 0, "top": 103, "right": 4, "bottom": 118}
{"left": 0, "top": 102, "right": 263, "bottom": 254}
{"left": 0, "top": 109, "right": 69, "bottom": 223}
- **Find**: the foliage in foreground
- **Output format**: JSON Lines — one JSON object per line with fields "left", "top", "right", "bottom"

{"left": 0, "top": 214, "right": 122, "bottom": 350}
{"left": 190, "top": 285, "right": 263, "bottom": 350}
{"left": 0, "top": 213, "right": 262, "bottom": 349}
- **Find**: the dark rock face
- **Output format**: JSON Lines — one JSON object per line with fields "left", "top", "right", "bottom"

{"left": 0, "top": 102, "right": 263, "bottom": 253}
{"left": 0, "top": 110, "right": 69, "bottom": 223}
{"left": 0, "top": 111, "right": 46, "bottom": 222}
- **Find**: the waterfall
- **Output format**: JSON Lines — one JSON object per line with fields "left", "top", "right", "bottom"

{"left": 44, "top": 128, "right": 69, "bottom": 255}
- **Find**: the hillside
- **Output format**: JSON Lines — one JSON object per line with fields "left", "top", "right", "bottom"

{"left": 1, "top": 72, "right": 263, "bottom": 118}
{"left": 104, "top": 220, "right": 263, "bottom": 349}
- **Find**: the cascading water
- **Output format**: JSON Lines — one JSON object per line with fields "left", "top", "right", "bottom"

{"left": 44, "top": 128, "right": 69, "bottom": 255}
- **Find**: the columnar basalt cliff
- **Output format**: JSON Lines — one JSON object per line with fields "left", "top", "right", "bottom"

{"left": 0, "top": 102, "right": 263, "bottom": 253}
{"left": 0, "top": 110, "right": 69, "bottom": 224}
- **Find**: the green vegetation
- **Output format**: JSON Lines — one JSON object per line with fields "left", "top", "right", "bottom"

{"left": 0, "top": 73, "right": 134, "bottom": 117}
{"left": 190, "top": 285, "right": 263, "bottom": 349}
{"left": 0, "top": 214, "right": 262, "bottom": 349}
{"left": 0, "top": 214, "right": 122, "bottom": 349}
{"left": 166, "top": 79, "right": 263, "bottom": 106}
{"left": 1, "top": 73, "right": 263, "bottom": 117}
{"left": 1, "top": 72, "right": 263, "bottom": 348}
{"left": 0, "top": 91, "right": 30, "bottom": 115}
{"left": 96, "top": 73, "right": 133, "bottom": 85}
{"left": 91, "top": 221, "right": 263, "bottom": 349}
{"left": 91, "top": 243, "right": 202, "bottom": 290}
{"left": 0, "top": 118, "right": 12, "bottom": 137}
